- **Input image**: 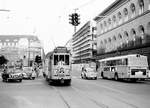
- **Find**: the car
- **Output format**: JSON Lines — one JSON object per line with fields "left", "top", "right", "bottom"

{"left": 31, "top": 70, "right": 36, "bottom": 80}
{"left": 22, "top": 67, "right": 36, "bottom": 80}
{"left": 1, "top": 67, "right": 23, "bottom": 82}
{"left": 81, "top": 67, "right": 97, "bottom": 80}
{"left": 22, "top": 67, "right": 33, "bottom": 79}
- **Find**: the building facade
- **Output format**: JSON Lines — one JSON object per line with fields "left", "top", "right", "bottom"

{"left": 72, "top": 21, "right": 96, "bottom": 63}
{"left": 94, "top": 0, "right": 150, "bottom": 66}
{"left": 0, "top": 35, "right": 42, "bottom": 66}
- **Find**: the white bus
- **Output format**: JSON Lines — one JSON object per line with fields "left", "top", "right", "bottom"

{"left": 99, "top": 54, "right": 149, "bottom": 81}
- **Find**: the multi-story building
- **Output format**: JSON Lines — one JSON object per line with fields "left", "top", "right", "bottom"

{"left": 94, "top": 0, "right": 150, "bottom": 66}
{"left": 0, "top": 35, "right": 42, "bottom": 66}
{"left": 72, "top": 21, "right": 96, "bottom": 63}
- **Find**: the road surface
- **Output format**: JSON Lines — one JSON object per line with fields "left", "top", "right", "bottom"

{"left": 0, "top": 76, "right": 150, "bottom": 108}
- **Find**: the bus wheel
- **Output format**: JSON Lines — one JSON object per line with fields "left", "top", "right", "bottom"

{"left": 114, "top": 74, "right": 118, "bottom": 81}
{"left": 101, "top": 72, "right": 104, "bottom": 79}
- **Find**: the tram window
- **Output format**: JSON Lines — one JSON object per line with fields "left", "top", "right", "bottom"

{"left": 54, "top": 55, "right": 58, "bottom": 65}
{"left": 65, "top": 55, "right": 69, "bottom": 65}
{"left": 59, "top": 55, "right": 64, "bottom": 61}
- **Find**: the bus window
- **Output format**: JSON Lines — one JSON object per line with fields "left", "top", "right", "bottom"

{"left": 104, "top": 67, "right": 110, "bottom": 71}
{"left": 65, "top": 55, "right": 69, "bottom": 65}
{"left": 122, "top": 58, "right": 128, "bottom": 65}
{"left": 54, "top": 55, "right": 58, "bottom": 65}
{"left": 116, "top": 59, "right": 123, "bottom": 65}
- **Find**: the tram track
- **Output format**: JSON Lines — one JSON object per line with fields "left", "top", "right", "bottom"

{"left": 48, "top": 77, "right": 143, "bottom": 108}
{"left": 73, "top": 79, "right": 140, "bottom": 108}
{"left": 71, "top": 86, "right": 109, "bottom": 108}
{"left": 52, "top": 86, "right": 71, "bottom": 108}
{"left": 52, "top": 85, "right": 108, "bottom": 108}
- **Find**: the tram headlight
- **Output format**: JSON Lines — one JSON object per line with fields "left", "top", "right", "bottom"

{"left": 54, "top": 69, "right": 58, "bottom": 75}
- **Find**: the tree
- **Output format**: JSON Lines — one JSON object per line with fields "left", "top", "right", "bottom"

{"left": 0, "top": 55, "right": 8, "bottom": 66}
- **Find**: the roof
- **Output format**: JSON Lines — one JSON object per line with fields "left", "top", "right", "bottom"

{"left": 98, "top": 54, "right": 146, "bottom": 62}
{"left": 0, "top": 35, "right": 39, "bottom": 42}
{"left": 94, "top": 0, "right": 128, "bottom": 21}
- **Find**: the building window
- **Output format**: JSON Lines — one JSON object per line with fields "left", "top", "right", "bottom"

{"left": 130, "top": 29, "right": 136, "bottom": 40}
{"left": 138, "top": 25, "right": 145, "bottom": 44}
{"left": 123, "top": 8, "right": 128, "bottom": 21}
{"left": 138, "top": 25, "right": 145, "bottom": 39}
{"left": 100, "top": 23, "right": 103, "bottom": 33}
{"left": 130, "top": 29, "right": 137, "bottom": 47}
{"left": 124, "top": 31, "right": 129, "bottom": 38}
{"left": 104, "top": 21, "right": 107, "bottom": 32}
{"left": 113, "top": 36, "right": 116, "bottom": 41}
{"left": 124, "top": 31, "right": 129, "bottom": 46}
{"left": 108, "top": 38, "right": 111, "bottom": 43}
{"left": 146, "top": 22, "right": 150, "bottom": 43}
{"left": 108, "top": 18, "right": 112, "bottom": 30}
{"left": 118, "top": 12, "right": 122, "bottom": 25}
{"left": 112, "top": 15, "right": 117, "bottom": 27}
{"left": 118, "top": 34, "right": 123, "bottom": 39}
{"left": 138, "top": 0, "right": 144, "bottom": 15}
{"left": 130, "top": 3, "right": 136, "bottom": 18}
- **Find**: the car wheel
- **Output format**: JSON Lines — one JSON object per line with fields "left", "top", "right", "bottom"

{"left": 32, "top": 77, "right": 35, "bottom": 80}
{"left": 101, "top": 72, "right": 104, "bottom": 79}
{"left": 2, "top": 79, "right": 5, "bottom": 82}
{"left": 19, "top": 79, "right": 22, "bottom": 82}
{"left": 95, "top": 77, "right": 97, "bottom": 80}
{"left": 81, "top": 74, "right": 83, "bottom": 79}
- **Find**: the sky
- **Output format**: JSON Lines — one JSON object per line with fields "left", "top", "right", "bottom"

{"left": 0, "top": 0, "right": 116, "bottom": 54}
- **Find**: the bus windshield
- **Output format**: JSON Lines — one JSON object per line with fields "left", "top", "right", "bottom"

{"left": 54, "top": 54, "right": 69, "bottom": 65}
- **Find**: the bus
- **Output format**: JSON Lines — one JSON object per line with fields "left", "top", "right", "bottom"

{"left": 44, "top": 46, "right": 71, "bottom": 85}
{"left": 98, "top": 54, "right": 149, "bottom": 81}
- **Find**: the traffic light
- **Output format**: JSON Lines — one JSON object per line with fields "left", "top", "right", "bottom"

{"left": 69, "top": 14, "right": 75, "bottom": 25}
{"left": 69, "top": 13, "right": 80, "bottom": 26}
{"left": 35, "top": 55, "right": 42, "bottom": 64}
{"left": 74, "top": 13, "right": 80, "bottom": 26}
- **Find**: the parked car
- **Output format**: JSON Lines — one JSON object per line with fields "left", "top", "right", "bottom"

{"left": 1, "top": 66, "right": 23, "bottom": 82}
{"left": 31, "top": 70, "right": 36, "bottom": 80}
{"left": 22, "top": 67, "right": 32, "bottom": 79}
{"left": 81, "top": 67, "right": 97, "bottom": 80}
{"left": 22, "top": 67, "right": 36, "bottom": 80}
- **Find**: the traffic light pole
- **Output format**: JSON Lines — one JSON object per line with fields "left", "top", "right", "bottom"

{"left": 74, "top": 26, "right": 76, "bottom": 33}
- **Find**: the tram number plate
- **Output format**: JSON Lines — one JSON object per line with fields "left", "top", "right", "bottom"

{"left": 59, "top": 74, "right": 64, "bottom": 77}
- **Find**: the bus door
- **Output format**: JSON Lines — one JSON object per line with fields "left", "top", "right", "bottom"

{"left": 103, "top": 66, "right": 111, "bottom": 78}
{"left": 110, "top": 66, "right": 116, "bottom": 78}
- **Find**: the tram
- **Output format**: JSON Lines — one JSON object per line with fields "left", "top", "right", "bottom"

{"left": 44, "top": 46, "right": 71, "bottom": 85}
